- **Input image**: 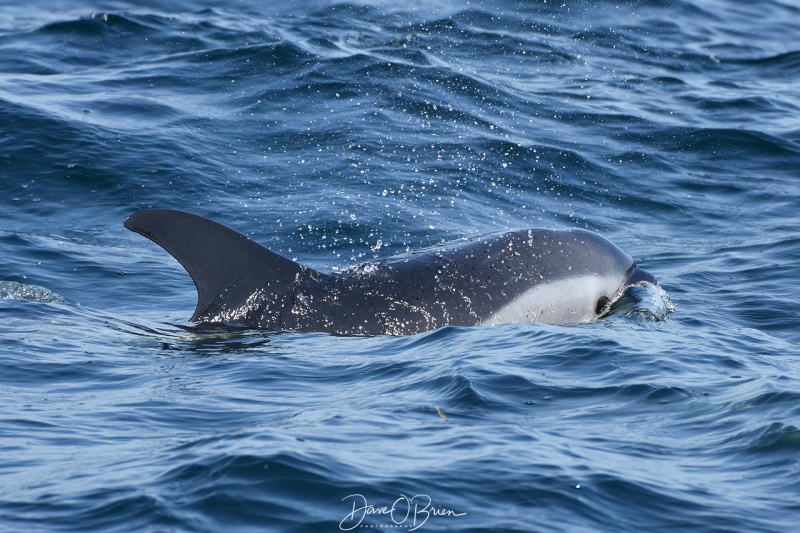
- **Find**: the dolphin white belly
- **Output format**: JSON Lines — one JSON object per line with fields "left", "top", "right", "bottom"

{"left": 481, "top": 274, "right": 623, "bottom": 325}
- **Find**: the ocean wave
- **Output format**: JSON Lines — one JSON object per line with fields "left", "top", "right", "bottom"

{"left": 2, "top": 0, "right": 800, "bottom": 531}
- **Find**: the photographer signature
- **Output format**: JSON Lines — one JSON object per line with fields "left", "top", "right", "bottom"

{"left": 339, "top": 493, "right": 466, "bottom": 531}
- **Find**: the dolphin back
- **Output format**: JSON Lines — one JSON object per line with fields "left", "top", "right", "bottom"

{"left": 124, "top": 209, "right": 312, "bottom": 326}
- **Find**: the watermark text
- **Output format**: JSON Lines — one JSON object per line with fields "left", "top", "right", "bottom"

{"left": 339, "top": 493, "right": 466, "bottom": 531}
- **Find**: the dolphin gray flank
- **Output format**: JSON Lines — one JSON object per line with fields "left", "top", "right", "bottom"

{"left": 124, "top": 209, "right": 656, "bottom": 335}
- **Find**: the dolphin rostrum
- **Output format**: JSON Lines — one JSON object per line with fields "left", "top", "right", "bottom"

{"left": 124, "top": 209, "right": 656, "bottom": 335}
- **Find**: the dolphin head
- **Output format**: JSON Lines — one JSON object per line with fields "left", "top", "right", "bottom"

{"left": 592, "top": 264, "right": 657, "bottom": 318}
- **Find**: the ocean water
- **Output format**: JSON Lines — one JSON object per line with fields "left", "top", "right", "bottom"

{"left": 1, "top": 0, "right": 799, "bottom": 531}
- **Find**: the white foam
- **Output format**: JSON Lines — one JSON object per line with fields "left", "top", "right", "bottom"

{"left": 0, "top": 280, "right": 66, "bottom": 303}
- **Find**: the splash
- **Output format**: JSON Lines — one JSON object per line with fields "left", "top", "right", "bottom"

{"left": 608, "top": 282, "right": 675, "bottom": 322}
{"left": 0, "top": 280, "right": 66, "bottom": 303}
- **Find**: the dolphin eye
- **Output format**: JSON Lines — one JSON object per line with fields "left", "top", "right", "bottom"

{"left": 595, "top": 295, "right": 610, "bottom": 315}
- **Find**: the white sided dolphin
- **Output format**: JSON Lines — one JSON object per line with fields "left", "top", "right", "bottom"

{"left": 124, "top": 209, "right": 656, "bottom": 335}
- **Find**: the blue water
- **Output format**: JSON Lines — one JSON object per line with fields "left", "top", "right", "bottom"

{"left": 2, "top": 0, "right": 799, "bottom": 531}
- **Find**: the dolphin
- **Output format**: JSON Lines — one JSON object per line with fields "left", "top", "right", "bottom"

{"left": 124, "top": 209, "right": 656, "bottom": 335}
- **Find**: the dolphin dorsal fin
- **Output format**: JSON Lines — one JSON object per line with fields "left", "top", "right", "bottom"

{"left": 124, "top": 209, "right": 311, "bottom": 324}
